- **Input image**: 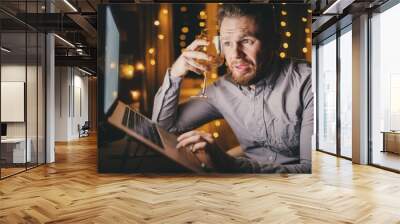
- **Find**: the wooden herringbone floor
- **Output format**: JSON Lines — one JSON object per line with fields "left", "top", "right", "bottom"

{"left": 1, "top": 135, "right": 400, "bottom": 224}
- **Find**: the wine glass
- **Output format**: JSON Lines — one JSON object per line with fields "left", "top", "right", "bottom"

{"left": 191, "top": 29, "right": 224, "bottom": 98}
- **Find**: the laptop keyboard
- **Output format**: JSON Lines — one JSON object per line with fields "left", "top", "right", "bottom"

{"left": 122, "top": 107, "right": 163, "bottom": 148}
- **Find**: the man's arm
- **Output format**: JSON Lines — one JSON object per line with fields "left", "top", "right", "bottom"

{"left": 152, "top": 70, "right": 223, "bottom": 134}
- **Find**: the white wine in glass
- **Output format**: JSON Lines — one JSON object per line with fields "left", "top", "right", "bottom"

{"left": 191, "top": 30, "right": 224, "bottom": 98}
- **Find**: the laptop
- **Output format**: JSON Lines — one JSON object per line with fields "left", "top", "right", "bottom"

{"left": 101, "top": 6, "right": 212, "bottom": 173}
{"left": 107, "top": 101, "right": 213, "bottom": 173}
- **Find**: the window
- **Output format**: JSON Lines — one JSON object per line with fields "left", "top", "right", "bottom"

{"left": 339, "top": 27, "right": 352, "bottom": 158}
{"left": 371, "top": 2, "right": 400, "bottom": 171}
{"left": 317, "top": 35, "right": 337, "bottom": 154}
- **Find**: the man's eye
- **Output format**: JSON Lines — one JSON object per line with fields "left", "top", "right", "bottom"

{"left": 223, "top": 41, "right": 231, "bottom": 47}
{"left": 242, "top": 39, "right": 253, "bottom": 45}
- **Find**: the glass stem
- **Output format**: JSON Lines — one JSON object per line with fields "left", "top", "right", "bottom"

{"left": 201, "top": 72, "right": 207, "bottom": 95}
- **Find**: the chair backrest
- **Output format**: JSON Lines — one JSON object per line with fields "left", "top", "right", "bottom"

{"left": 82, "top": 121, "right": 90, "bottom": 129}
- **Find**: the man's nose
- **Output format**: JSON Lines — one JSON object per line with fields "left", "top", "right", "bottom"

{"left": 232, "top": 44, "right": 245, "bottom": 58}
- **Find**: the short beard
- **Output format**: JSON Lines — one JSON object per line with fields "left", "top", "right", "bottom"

{"left": 230, "top": 71, "right": 257, "bottom": 86}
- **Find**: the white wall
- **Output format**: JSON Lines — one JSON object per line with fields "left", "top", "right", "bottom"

{"left": 55, "top": 67, "right": 89, "bottom": 141}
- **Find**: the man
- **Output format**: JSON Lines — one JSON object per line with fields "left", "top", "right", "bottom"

{"left": 152, "top": 4, "right": 313, "bottom": 173}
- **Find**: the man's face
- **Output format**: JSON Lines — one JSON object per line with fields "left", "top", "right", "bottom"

{"left": 220, "top": 16, "right": 265, "bottom": 86}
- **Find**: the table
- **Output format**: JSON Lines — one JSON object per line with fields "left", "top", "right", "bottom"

{"left": 381, "top": 131, "right": 400, "bottom": 154}
{"left": 1, "top": 138, "right": 31, "bottom": 163}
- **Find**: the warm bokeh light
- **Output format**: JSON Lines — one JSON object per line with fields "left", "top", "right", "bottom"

{"left": 148, "top": 48, "right": 155, "bottom": 54}
{"left": 162, "top": 9, "right": 168, "bottom": 15}
{"left": 154, "top": 20, "right": 160, "bottom": 26}
{"left": 120, "top": 64, "right": 134, "bottom": 79}
{"left": 305, "top": 28, "right": 311, "bottom": 34}
{"left": 280, "top": 21, "right": 287, "bottom": 27}
{"left": 199, "top": 22, "right": 205, "bottom": 27}
{"left": 281, "top": 10, "right": 287, "bottom": 16}
{"left": 285, "top": 31, "right": 291, "bottom": 37}
{"left": 181, "top": 26, "right": 189, "bottom": 33}
{"left": 136, "top": 62, "right": 145, "bottom": 71}
{"left": 306, "top": 37, "right": 311, "bottom": 43}
{"left": 283, "top": 43, "right": 289, "bottom": 49}
{"left": 211, "top": 73, "right": 218, "bottom": 79}
{"left": 150, "top": 59, "right": 156, "bottom": 66}
{"left": 214, "top": 120, "right": 221, "bottom": 127}
{"left": 302, "top": 17, "right": 307, "bottom": 22}
{"left": 308, "top": 9, "right": 312, "bottom": 13}
{"left": 199, "top": 11, "right": 207, "bottom": 19}
{"left": 130, "top": 90, "right": 141, "bottom": 101}
{"left": 302, "top": 47, "right": 308, "bottom": 53}
{"left": 180, "top": 41, "right": 186, "bottom": 47}
{"left": 180, "top": 6, "right": 187, "bottom": 12}
{"left": 179, "top": 34, "right": 186, "bottom": 40}
{"left": 158, "top": 34, "right": 165, "bottom": 40}
{"left": 279, "top": 52, "right": 286, "bottom": 58}
{"left": 213, "top": 132, "right": 219, "bottom": 138}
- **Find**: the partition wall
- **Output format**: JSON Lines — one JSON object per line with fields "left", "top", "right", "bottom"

{"left": 0, "top": 1, "right": 46, "bottom": 179}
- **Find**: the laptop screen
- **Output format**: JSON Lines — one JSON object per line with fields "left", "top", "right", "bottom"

{"left": 103, "top": 6, "right": 120, "bottom": 114}
{"left": 122, "top": 107, "right": 163, "bottom": 148}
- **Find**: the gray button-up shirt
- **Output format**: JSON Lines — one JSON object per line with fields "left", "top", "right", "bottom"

{"left": 152, "top": 58, "right": 313, "bottom": 173}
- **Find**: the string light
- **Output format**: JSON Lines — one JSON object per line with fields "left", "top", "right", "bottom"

{"left": 148, "top": 48, "right": 155, "bottom": 54}
{"left": 279, "top": 52, "right": 286, "bottom": 58}
{"left": 214, "top": 120, "right": 221, "bottom": 127}
{"left": 130, "top": 90, "right": 141, "bottom": 101}
{"left": 180, "top": 41, "right": 186, "bottom": 47}
{"left": 150, "top": 59, "right": 156, "bottom": 66}
{"left": 121, "top": 64, "right": 134, "bottom": 79}
{"left": 306, "top": 37, "right": 311, "bottom": 43}
{"left": 199, "top": 11, "right": 207, "bottom": 19}
{"left": 283, "top": 43, "right": 289, "bottom": 49}
{"left": 154, "top": 20, "right": 160, "bottom": 26}
{"left": 281, "top": 10, "right": 287, "bottom": 16}
{"left": 302, "top": 47, "right": 308, "bottom": 53}
{"left": 308, "top": 9, "right": 312, "bottom": 13}
{"left": 136, "top": 62, "right": 145, "bottom": 71}
{"left": 213, "top": 132, "right": 219, "bottom": 138}
{"left": 302, "top": 17, "right": 307, "bottom": 22}
{"left": 280, "top": 21, "right": 287, "bottom": 27}
{"left": 181, "top": 26, "right": 189, "bottom": 33}
{"left": 162, "top": 9, "right": 168, "bottom": 15}
{"left": 199, "top": 22, "right": 205, "bottom": 27}
{"left": 180, "top": 6, "right": 187, "bottom": 12}
{"left": 285, "top": 31, "right": 291, "bottom": 37}
{"left": 158, "top": 34, "right": 165, "bottom": 40}
{"left": 179, "top": 34, "right": 186, "bottom": 40}
{"left": 305, "top": 28, "right": 310, "bottom": 34}
{"left": 211, "top": 73, "right": 218, "bottom": 79}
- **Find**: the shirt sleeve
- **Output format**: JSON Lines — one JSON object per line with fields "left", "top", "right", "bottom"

{"left": 152, "top": 69, "right": 223, "bottom": 134}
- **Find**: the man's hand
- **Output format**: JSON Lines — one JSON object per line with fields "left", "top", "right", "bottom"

{"left": 170, "top": 39, "right": 211, "bottom": 78}
{"left": 176, "top": 130, "right": 214, "bottom": 152}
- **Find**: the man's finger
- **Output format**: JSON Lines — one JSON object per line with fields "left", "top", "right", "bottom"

{"left": 186, "top": 64, "right": 202, "bottom": 75}
{"left": 182, "top": 50, "right": 210, "bottom": 61}
{"left": 185, "top": 39, "right": 209, "bottom": 51}
{"left": 192, "top": 141, "right": 207, "bottom": 152}
{"left": 185, "top": 58, "right": 209, "bottom": 73}
{"left": 177, "top": 130, "right": 198, "bottom": 142}
{"left": 176, "top": 134, "right": 202, "bottom": 149}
